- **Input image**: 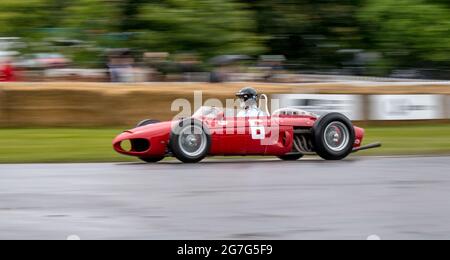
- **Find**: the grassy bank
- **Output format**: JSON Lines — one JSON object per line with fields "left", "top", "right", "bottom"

{"left": 0, "top": 125, "right": 449, "bottom": 163}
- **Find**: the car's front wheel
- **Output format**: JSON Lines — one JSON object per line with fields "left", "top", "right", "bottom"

{"left": 139, "top": 157, "right": 165, "bottom": 163}
{"left": 170, "top": 119, "right": 211, "bottom": 163}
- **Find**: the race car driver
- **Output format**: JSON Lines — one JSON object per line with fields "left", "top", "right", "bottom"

{"left": 236, "top": 87, "right": 267, "bottom": 117}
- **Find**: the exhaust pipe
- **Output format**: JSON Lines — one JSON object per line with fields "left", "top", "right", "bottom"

{"left": 352, "top": 142, "right": 382, "bottom": 153}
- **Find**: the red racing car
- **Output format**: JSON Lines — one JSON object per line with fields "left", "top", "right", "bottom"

{"left": 113, "top": 101, "right": 380, "bottom": 163}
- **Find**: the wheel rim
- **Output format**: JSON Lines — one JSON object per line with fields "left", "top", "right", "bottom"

{"left": 323, "top": 121, "right": 350, "bottom": 152}
{"left": 179, "top": 125, "right": 207, "bottom": 157}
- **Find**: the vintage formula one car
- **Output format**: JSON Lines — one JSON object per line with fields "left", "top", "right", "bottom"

{"left": 113, "top": 95, "right": 381, "bottom": 163}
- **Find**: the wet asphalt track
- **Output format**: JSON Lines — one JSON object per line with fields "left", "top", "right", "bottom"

{"left": 1, "top": 156, "right": 450, "bottom": 240}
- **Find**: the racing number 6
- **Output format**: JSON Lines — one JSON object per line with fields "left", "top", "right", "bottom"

{"left": 249, "top": 119, "right": 265, "bottom": 140}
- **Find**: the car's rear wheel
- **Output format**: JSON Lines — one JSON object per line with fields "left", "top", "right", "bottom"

{"left": 278, "top": 154, "right": 304, "bottom": 161}
{"left": 170, "top": 119, "right": 211, "bottom": 163}
{"left": 139, "top": 157, "right": 165, "bottom": 163}
{"left": 312, "top": 113, "right": 355, "bottom": 160}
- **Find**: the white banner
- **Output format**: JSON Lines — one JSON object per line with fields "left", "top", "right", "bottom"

{"left": 274, "top": 94, "right": 364, "bottom": 120}
{"left": 446, "top": 95, "right": 450, "bottom": 119}
{"left": 370, "top": 95, "right": 444, "bottom": 120}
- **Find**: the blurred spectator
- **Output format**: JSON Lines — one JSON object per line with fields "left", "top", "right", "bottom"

{"left": 175, "top": 53, "right": 203, "bottom": 81}
{"left": 107, "top": 49, "right": 135, "bottom": 82}
{"left": 177, "top": 54, "right": 201, "bottom": 72}
{"left": 209, "top": 55, "right": 251, "bottom": 83}
{"left": 0, "top": 58, "right": 16, "bottom": 82}
{"left": 143, "top": 52, "right": 170, "bottom": 81}
{"left": 258, "top": 55, "right": 286, "bottom": 81}
{"left": 209, "top": 67, "right": 227, "bottom": 83}
{"left": 15, "top": 53, "right": 70, "bottom": 70}
{"left": 107, "top": 56, "right": 122, "bottom": 82}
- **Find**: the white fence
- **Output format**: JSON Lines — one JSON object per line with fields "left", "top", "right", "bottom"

{"left": 276, "top": 94, "right": 449, "bottom": 121}
{"left": 275, "top": 94, "right": 364, "bottom": 120}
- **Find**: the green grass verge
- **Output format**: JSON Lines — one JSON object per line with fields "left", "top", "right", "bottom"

{"left": 359, "top": 124, "right": 450, "bottom": 156}
{"left": 0, "top": 128, "right": 131, "bottom": 163}
{"left": 0, "top": 125, "right": 449, "bottom": 163}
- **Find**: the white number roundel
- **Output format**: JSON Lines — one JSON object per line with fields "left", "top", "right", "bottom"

{"left": 249, "top": 120, "right": 265, "bottom": 140}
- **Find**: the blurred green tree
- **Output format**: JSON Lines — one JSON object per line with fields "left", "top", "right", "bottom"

{"left": 359, "top": 0, "right": 450, "bottom": 70}
{"left": 1, "top": 0, "right": 449, "bottom": 75}
{"left": 133, "top": 0, "right": 265, "bottom": 57}
{"left": 0, "top": 0, "right": 265, "bottom": 65}
{"left": 62, "top": 0, "right": 122, "bottom": 40}
{"left": 243, "top": 0, "right": 364, "bottom": 70}
{"left": 0, "top": 0, "right": 51, "bottom": 37}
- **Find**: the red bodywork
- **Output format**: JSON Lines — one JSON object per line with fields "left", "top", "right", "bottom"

{"left": 113, "top": 113, "right": 365, "bottom": 158}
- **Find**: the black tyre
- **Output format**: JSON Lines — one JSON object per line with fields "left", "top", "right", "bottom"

{"left": 139, "top": 156, "right": 165, "bottom": 163}
{"left": 312, "top": 113, "right": 355, "bottom": 160}
{"left": 278, "top": 154, "right": 304, "bottom": 161}
{"left": 170, "top": 119, "right": 211, "bottom": 163}
{"left": 137, "top": 119, "right": 160, "bottom": 128}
